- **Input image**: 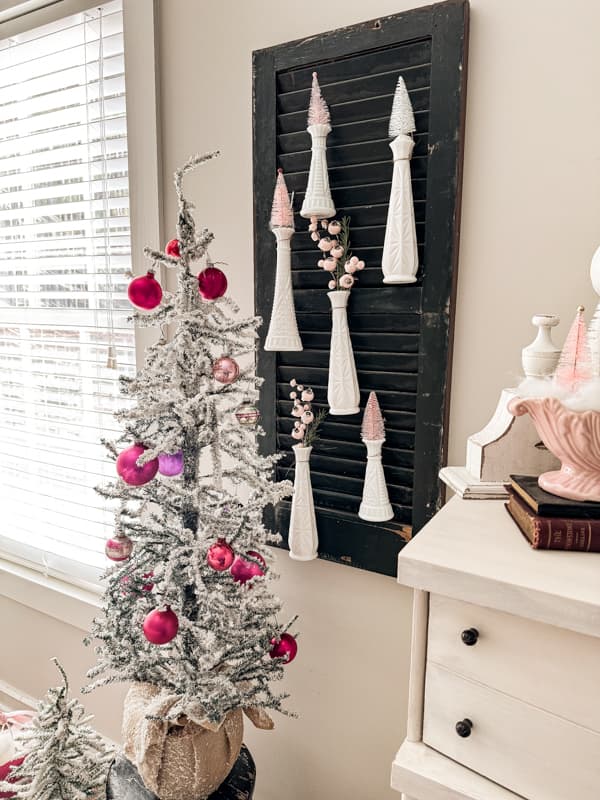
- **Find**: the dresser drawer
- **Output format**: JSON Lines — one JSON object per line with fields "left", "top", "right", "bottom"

{"left": 423, "top": 663, "right": 600, "bottom": 800}
{"left": 427, "top": 593, "right": 600, "bottom": 731}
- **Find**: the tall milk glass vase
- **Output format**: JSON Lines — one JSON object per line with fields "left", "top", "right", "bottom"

{"left": 327, "top": 289, "right": 359, "bottom": 415}
{"left": 288, "top": 444, "right": 318, "bottom": 561}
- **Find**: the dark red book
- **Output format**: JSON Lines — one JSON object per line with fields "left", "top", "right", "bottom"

{"left": 506, "top": 490, "right": 600, "bottom": 551}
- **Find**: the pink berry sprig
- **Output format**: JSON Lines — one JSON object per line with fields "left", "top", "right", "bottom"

{"left": 309, "top": 215, "right": 365, "bottom": 290}
{"left": 289, "top": 378, "right": 325, "bottom": 447}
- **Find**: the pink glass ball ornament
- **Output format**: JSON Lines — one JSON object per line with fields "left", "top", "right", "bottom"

{"left": 212, "top": 356, "right": 240, "bottom": 384}
{"left": 143, "top": 606, "right": 179, "bottom": 645}
{"left": 128, "top": 271, "right": 163, "bottom": 311}
{"left": 269, "top": 633, "right": 298, "bottom": 664}
{"left": 158, "top": 451, "right": 184, "bottom": 477}
{"left": 206, "top": 538, "right": 235, "bottom": 571}
{"left": 165, "top": 238, "right": 181, "bottom": 258}
{"left": 105, "top": 533, "right": 134, "bottom": 562}
{"left": 198, "top": 265, "right": 228, "bottom": 301}
{"left": 328, "top": 221, "right": 342, "bottom": 235}
{"left": 230, "top": 551, "right": 266, "bottom": 585}
{"left": 235, "top": 401, "right": 260, "bottom": 426}
{"left": 116, "top": 444, "right": 159, "bottom": 486}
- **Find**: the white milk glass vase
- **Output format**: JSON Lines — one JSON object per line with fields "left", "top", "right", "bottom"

{"left": 359, "top": 439, "right": 394, "bottom": 521}
{"left": 381, "top": 134, "right": 418, "bottom": 284}
{"left": 288, "top": 444, "right": 318, "bottom": 561}
{"left": 300, "top": 123, "right": 336, "bottom": 220}
{"left": 264, "top": 226, "right": 302, "bottom": 351}
{"left": 327, "top": 290, "right": 359, "bottom": 415}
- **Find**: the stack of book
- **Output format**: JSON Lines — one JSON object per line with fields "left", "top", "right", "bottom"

{"left": 506, "top": 475, "right": 600, "bottom": 552}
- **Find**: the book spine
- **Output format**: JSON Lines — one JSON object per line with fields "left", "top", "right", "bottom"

{"left": 533, "top": 517, "right": 600, "bottom": 551}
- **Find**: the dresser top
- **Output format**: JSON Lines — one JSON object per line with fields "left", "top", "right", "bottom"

{"left": 398, "top": 496, "right": 600, "bottom": 638}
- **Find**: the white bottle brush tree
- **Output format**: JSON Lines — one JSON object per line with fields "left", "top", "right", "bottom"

{"left": 85, "top": 152, "right": 298, "bottom": 729}
{"left": 0, "top": 659, "right": 114, "bottom": 800}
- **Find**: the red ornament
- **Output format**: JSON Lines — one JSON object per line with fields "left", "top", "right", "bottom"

{"left": 105, "top": 534, "right": 134, "bottom": 562}
{"left": 198, "top": 266, "right": 228, "bottom": 300}
{"left": 212, "top": 356, "right": 240, "bottom": 384}
{"left": 0, "top": 756, "right": 24, "bottom": 799}
{"left": 207, "top": 539, "right": 235, "bottom": 571}
{"left": 269, "top": 633, "right": 298, "bottom": 664}
{"left": 230, "top": 551, "right": 265, "bottom": 584}
{"left": 127, "top": 271, "right": 162, "bottom": 310}
{"left": 165, "top": 238, "right": 181, "bottom": 258}
{"left": 143, "top": 606, "right": 179, "bottom": 645}
{"left": 116, "top": 444, "right": 159, "bottom": 486}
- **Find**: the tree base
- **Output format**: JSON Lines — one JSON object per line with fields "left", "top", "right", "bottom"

{"left": 106, "top": 746, "right": 255, "bottom": 800}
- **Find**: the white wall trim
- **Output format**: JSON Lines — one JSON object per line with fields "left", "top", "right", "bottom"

{"left": 0, "top": 678, "right": 38, "bottom": 711}
{"left": 0, "top": 559, "right": 100, "bottom": 632}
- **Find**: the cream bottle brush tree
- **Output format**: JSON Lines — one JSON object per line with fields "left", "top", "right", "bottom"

{"left": 381, "top": 76, "right": 419, "bottom": 285}
{"left": 265, "top": 169, "right": 302, "bottom": 351}
{"left": 300, "top": 73, "right": 336, "bottom": 220}
{"left": 359, "top": 391, "right": 394, "bottom": 522}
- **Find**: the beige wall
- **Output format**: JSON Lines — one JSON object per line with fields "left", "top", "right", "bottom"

{"left": 2, "top": 1, "right": 600, "bottom": 798}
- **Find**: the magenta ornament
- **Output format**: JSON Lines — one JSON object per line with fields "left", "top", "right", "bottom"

{"left": 206, "top": 539, "right": 235, "bottom": 571}
{"left": 105, "top": 534, "right": 134, "bottom": 562}
{"left": 269, "top": 633, "right": 298, "bottom": 663}
{"left": 165, "top": 238, "right": 180, "bottom": 258}
{"left": 158, "top": 451, "right": 184, "bottom": 477}
{"left": 230, "top": 551, "right": 265, "bottom": 584}
{"left": 212, "top": 356, "right": 240, "bottom": 384}
{"left": 198, "top": 266, "right": 228, "bottom": 300}
{"left": 142, "top": 606, "right": 179, "bottom": 645}
{"left": 116, "top": 444, "right": 159, "bottom": 486}
{"left": 127, "top": 272, "right": 162, "bottom": 310}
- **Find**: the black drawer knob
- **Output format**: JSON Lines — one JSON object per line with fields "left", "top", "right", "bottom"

{"left": 455, "top": 718, "right": 473, "bottom": 738}
{"left": 461, "top": 627, "right": 479, "bottom": 646}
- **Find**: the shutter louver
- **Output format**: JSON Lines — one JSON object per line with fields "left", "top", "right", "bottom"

{"left": 0, "top": 0, "right": 133, "bottom": 588}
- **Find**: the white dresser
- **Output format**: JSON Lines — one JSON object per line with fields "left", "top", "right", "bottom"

{"left": 391, "top": 496, "right": 600, "bottom": 800}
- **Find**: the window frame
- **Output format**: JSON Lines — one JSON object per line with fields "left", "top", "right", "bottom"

{"left": 0, "top": 0, "right": 162, "bottom": 602}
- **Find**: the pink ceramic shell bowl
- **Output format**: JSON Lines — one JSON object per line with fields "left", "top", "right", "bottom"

{"left": 508, "top": 396, "right": 600, "bottom": 502}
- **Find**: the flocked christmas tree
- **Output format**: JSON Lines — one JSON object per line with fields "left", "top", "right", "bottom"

{"left": 0, "top": 659, "right": 113, "bottom": 800}
{"left": 84, "top": 152, "right": 296, "bottom": 760}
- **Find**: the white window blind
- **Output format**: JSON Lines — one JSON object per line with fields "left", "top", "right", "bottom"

{"left": 0, "top": 0, "right": 135, "bottom": 588}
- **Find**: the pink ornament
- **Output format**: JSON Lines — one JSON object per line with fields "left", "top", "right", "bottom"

{"left": 198, "top": 266, "right": 228, "bottom": 300}
{"left": 206, "top": 538, "right": 235, "bottom": 571}
{"left": 269, "top": 633, "right": 298, "bottom": 663}
{"left": 105, "top": 533, "right": 134, "bottom": 562}
{"left": 270, "top": 169, "right": 295, "bottom": 229}
{"left": 165, "top": 238, "right": 180, "bottom": 258}
{"left": 324, "top": 258, "right": 337, "bottom": 272}
{"left": 318, "top": 238, "right": 333, "bottom": 252}
{"left": 143, "top": 606, "right": 179, "bottom": 645}
{"left": 116, "top": 444, "right": 159, "bottom": 486}
{"left": 362, "top": 391, "right": 386, "bottom": 441}
{"left": 331, "top": 245, "right": 344, "bottom": 259}
{"left": 230, "top": 551, "right": 265, "bottom": 584}
{"left": 339, "top": 274, "right": 354, "bottom": 289}
{"left": 158, "top": 451, "right": 184, "bottom": 477}
{"left": 212, "top": 356, "right": 240, "bottom": 384}
{"left": 128, "top": 272, "right": 163, "bottom": 310}
{"left": 328, "top": 221, "right": 342, "bottom": 235}
{"left": 328, "top": 280, "right": 337, "bottom": 289}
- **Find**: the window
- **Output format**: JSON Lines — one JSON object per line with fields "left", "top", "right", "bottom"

{"left": 0, "top": 0, "right": 140, "bottom": 588}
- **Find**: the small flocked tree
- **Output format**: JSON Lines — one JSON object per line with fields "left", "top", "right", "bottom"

{"left": 0, "top": 660, "right": 113, "bottom": 800}
{"left": 85, "top": 152, "right": 296, "bottom": 726}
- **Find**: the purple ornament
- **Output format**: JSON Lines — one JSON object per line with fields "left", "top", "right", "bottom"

{"left": 116, "top": 444, "right": 159, "bottom": 486}
{"left": 158, "top": 451, "right": 184, "bottom": 477}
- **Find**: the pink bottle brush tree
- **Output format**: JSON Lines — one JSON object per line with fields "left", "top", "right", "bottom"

{"left": 553, "top": 305, "right": 592, "bottom": 393}
{"left": 359, "top": 392, "right": 393, "bottom": 522}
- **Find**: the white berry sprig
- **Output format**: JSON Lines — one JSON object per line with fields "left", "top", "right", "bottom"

{"left": 289, "top": 378, "right": 326, "bottom": 447}
{"left": 309, "top": 215, "right": 365, "bottom": 290}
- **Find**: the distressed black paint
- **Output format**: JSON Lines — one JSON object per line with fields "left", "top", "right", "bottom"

{"left": 253, "top": 0, "right": 469, "bottom": 576}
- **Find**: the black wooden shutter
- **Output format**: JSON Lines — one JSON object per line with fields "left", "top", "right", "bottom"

{"left": 253, "top": 0, "right": 469, "bottom": 576}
